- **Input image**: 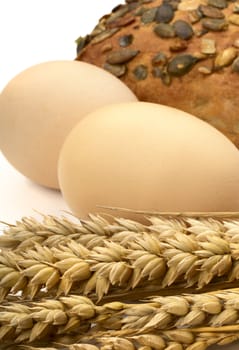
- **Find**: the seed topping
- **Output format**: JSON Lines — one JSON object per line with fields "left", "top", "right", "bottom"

{"left": 154, "top": 23, "right": 176, "bottom": 37}
{"left": 152, "top": 66, "right": 172, "bottom": 84}
{"left": 106, "top": 6, "right": 130, "bottom": 24}
{"left": 233, "top": 3, "right": 239, "bottom": 14}
{"left": 107, "top": 15, "right": 136, "bottom": 29}
{"left": 104, "top": 63, "right": 127, "bottom": 77}
{"left": 198, "top": 5, "right": 225, "bottom": 18}
{"left": 188, "top": 9, "right": 203, "bottom": 23}
{"left": 167, "top": 54, "right": 198, "bottom": 76}
{"left": 135, "top": 6, "right": 147, "bottom": 16}
{"left": 173, "top": 20, "right": 194, "bottom": 40}
{"left": 201, "top": 38, "right": 216, "bottom": 54}
{"left": 76, "top": 0, "right": 239, "bottom": 88}
{"left": 207, "top": 0, "right": 227, "bottom": 9}
{"left": 76, "top": 35, "right": 90, "bottom": 55}
{"left": 91, "top": 28, "right": 120, "bottom": 45}
{"left": 198, "top": 65, "right": 213, "bottom": 74}
{"left": 166, "top": 0, "right": 180, "bottom": 11}
{"left": 91, "top": 22, "right": 106, "bottom": 37}
{"left": 101, "top": 43, "right": 113, "bottom": 53}
{"left": 119, "top": 34, "right": 134, "bottom": 47}
{"left": 228, "top": 14, "right": 239, "bottom": 26}
{"left": 170, "top": 38, "right": 188, "bottom": 51}
{"left": 106, "top": 49, "right": 140, "bottom": 64}
{"left": 152, "top": 66, "right": 164, "bottom": 77}
{"left": 133, "top": 64, "right": 148, "bottom": 79}
{"left": 214, "top": 47, "right": 238, "bottom": 69}
{"left": 141, "top": 7, "right": 158, "bottom": 23}
{"left": 152, "top": 52, "right": 168, "bottom": 65}
{"left": 178, "top": 0, "right": 205, "bottom": 11}
{"left": 232, "top": 56, "right": 239, "bottom": 72}
{"left": 201, "top": 18, "right": 228, "bottom": 31}
{"left": 155, "top": 3, "right": 175, "bottom": 23}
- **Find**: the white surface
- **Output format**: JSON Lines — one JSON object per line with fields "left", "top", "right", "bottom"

{"left": 0, "top": 2, "right": 239, "bottom": 349}
{"left": 0, "top": 151, "right": 69, "bottom": 227}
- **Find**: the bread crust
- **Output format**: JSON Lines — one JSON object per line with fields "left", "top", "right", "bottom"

{"left": 76, "top": 0, "right": 239, "bottom": 147}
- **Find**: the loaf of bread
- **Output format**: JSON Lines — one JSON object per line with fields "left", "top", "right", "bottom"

{"left": 76, "top": 0, "right": 239, "bottom": 147}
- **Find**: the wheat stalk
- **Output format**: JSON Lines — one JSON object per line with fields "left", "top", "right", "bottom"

{"left": 1, "top": 214, "right": 239, "bottom": 301}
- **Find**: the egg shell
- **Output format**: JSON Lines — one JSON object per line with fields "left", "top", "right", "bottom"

{"left": 0, "top": 60, "right": 137, "bottom": 189}
{"left": 58, "top": 102, "right": 239, "bottom": 221}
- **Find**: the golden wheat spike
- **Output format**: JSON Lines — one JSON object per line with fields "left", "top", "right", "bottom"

{"left": 2, "top": 288, "right": 239, "bottom": 344}
{"left": 2, "top": 213, "right": 239, "bottom": 349}
{"left": 2, "top": 213, "right": 239, "bottom": 301}
{"left": 1, "top": 211, "right": 236, "bottom": 251}
{"left": 7, "top": 328, "right": 239, "bottom": 350}
{"left": 0, "top": 213, "right": 239, "bottom": 301}
{"left": 0, "top": 214, "right": 109, "bottom": 251}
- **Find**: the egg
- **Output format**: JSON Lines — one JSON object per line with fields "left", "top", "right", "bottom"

{"left": 0, "top": 60, "right": 137, "bottom": 189}
{"left": 58, "top": 102, "right": 239, "bottom": 221}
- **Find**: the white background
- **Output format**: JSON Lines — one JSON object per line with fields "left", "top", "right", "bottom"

{"left": 0, "top": 3, "right": 238, "bottom": 348}
{"left": 0, "top": 0, "right": 119, "bottom": 226}
{"left": 0, "top": 0, "right": 120, "bottom": 90}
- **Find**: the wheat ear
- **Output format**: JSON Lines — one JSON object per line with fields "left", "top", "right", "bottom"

{"left": 0, "top": 212, "right": 190, "bottom": 252}
{"left": 3, "top": 288, "right": 239, "bottom": 344}
{"left": 2, "top": 214, "right": 239, "bottom": 350}
{"left": 5, "top": 328, "right": 239, "bottom": 350}
{"left": 0, "top": 214, "right": 114, "bottom": 251}
{"left": 1, "top": 212, "right": 236, "bottom": 251}
{"left": 1, "top": 214, "right": 239, "bottom": 300}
